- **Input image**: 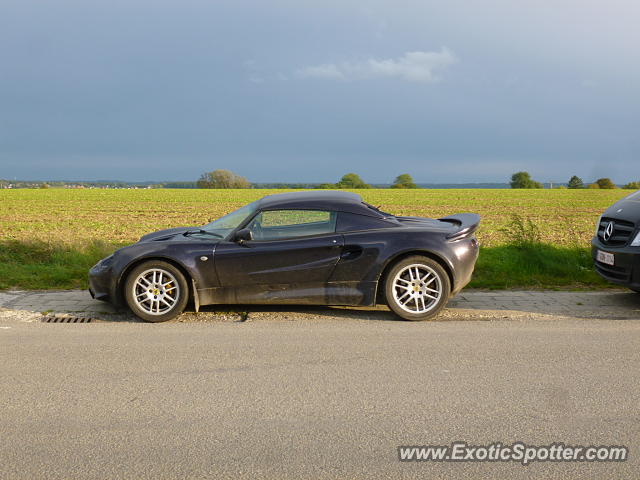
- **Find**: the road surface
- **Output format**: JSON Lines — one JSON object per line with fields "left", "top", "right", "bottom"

{"left": 1, "top": 304, "right": 639, "bottom": 479}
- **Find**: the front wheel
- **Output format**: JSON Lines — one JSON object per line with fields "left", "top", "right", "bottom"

{"left": 124, "top": 260, "right": 189, "bottom": 322}
{"left": 384, "top": 256, "right": 451, "bottom": 321}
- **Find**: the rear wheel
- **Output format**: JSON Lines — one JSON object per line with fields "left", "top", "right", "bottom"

{"left": 124, "top": 260, "right": 189, "bottom": 322}
{"left": 384, "top": 256, "right": 450, "bottom": 321}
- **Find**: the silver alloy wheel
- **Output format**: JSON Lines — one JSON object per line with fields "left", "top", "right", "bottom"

{"left": 391, "top": 263, "right": 442, "bottom": 314}
{"left": 132, "top": 268, "right": 180, "bottom": 316}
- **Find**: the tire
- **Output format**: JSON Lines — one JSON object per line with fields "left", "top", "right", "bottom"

{"left": 384, "top": 256, "right": 451, "bottom": 321}
{"left": 124, "top": 260, "right": 189, "bottom": 322}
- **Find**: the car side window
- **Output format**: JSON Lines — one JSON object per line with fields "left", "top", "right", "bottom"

{"left": 248, "top": 210, "right": 337, "bottom": 241}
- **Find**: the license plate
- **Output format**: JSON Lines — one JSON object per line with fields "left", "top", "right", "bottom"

{"left": 597, "top": 250, "right": 615, "bottom": 266}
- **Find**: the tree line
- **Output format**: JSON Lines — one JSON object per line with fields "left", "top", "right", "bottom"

{"left": 4, "top": 171, "right": 638, "bottom": 190}
{"left": 510, "top": 171, "right": 640, "bottom": 189}
{"left": 197, "top": 169, "right": 640, "bottom": 190}
{"left": 196, "top": 170, "right": 418, "bottom": 189}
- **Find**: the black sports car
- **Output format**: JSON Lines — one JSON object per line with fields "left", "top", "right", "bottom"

{"left": 89, "top": 191, "right": 480, "bottom": 322}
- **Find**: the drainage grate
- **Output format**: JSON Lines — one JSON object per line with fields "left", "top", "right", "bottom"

{"left": 40, "top": 315, "right": 93, "bottom": 323}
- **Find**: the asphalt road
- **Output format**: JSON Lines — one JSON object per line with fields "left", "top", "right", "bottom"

{"left": 1, "top": 315, "right": 639, "bottom": 479}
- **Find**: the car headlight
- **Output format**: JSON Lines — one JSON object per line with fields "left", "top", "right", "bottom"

{"left": 631, "top": 231, "right": 640, "bottom": 247}
{"left": 595, "top": 215, "right": 602, "bottom": 236}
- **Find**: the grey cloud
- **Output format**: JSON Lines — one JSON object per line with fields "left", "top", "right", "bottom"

{"left": 295, "top": 49, "right": 457, "bottom": 83}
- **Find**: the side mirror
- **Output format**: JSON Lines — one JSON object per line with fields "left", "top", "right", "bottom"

{"left": 235, "top": 228, "right": 253, "bottom": 243}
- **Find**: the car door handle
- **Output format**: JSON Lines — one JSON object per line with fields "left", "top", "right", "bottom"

{"left": 340, "top": 246, "right": 363, "bottom": 260}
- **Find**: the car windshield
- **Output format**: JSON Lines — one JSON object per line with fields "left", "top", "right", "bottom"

{"left": 201, "top": 202, "right": 258, "bottom": 238}
{"left": 624, "top": 190, "right": 640, "bottom": 201}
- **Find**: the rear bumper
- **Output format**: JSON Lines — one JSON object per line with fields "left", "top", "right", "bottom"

{"left": 592, "top": 237, "right": 640, "bottom": 290}
{"left": 451, "top": 236, "right": 480, "bottom": 295}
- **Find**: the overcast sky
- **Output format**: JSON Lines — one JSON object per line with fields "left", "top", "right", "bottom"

{"left": 1, "top": 0, "right": 639, "bottom": 183}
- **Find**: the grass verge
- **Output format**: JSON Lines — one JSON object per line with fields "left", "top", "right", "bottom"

{"left": 0, "top": 239, "right": 608, "bottom": 291}
{"left": 469, "top": 244, "right": 606, "bottom": 289}
{"left": 0, "top": 240, "right": 116, "bottom": 290}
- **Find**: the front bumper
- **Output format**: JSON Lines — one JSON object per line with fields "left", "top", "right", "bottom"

{"left": 591, "top": 237, "right": 640, "bottom": 290}
{"left": 88, "top": 263, "right": 117, "bottom": 304}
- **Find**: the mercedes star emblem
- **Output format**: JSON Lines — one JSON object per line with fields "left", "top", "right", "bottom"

{"left": 603, "top": 221, "right": 614, "bottom": 242}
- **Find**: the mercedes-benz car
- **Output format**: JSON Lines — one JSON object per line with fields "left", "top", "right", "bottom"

{"left": 592, "top": 189, "right": 640, "bottom": 293}
{"left": 89, "top": 191, "right": 480, "bottom": 322}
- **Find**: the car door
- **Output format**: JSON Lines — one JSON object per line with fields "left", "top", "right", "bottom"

{"left": 213, "top": 209, "right": 344, "bottom": 304}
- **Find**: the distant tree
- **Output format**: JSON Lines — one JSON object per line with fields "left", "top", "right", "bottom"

{"left": 197, "top": 169, "right": 250, "bottom": 189}
{"left": 587, "top": 183, "right": 600, "bottom": 189}
{"left": 595, "top": 178, "right": 617, "bottom": 189}
{"left": 623, "top": 181, "right": 640, "bottom": 190}
{"left": 567, "top": 176, "right": 584, "bottom": 189}
{"left": 335, "top": 173, "right": 371, "bottom": 189}
{"left": 315, "top": 183, "right": 336, "bottom": 189}
{"left": 510, "top": 171, "right": 543, "bottom": 189}
{"left": 390, "top": 173, "right": 417, "bottom": 189}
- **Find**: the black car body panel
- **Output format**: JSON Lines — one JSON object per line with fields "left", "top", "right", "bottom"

{"left": 591, "top": 190, "right": 640, "bottom": 290}
{"left": 89, "top": 191, "right": 480, "bottom": 309}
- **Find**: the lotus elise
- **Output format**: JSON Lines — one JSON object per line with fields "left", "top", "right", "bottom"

{"left": 89, "top": 191, "right": 480, "bottom": 321}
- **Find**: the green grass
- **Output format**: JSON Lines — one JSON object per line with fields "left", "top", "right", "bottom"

{"left": 472, "top": 244, "right": 606, "bottom": 289}
{"left": 0, "top": 240, "right": 116, "bottom": 290}
{"left": 0, "top": 188, "right": 628, "bottom": 290}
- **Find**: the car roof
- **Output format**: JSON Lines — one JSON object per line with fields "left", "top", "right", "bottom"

{"left": 257, "top": 190, "right": 383, "bottom": 217}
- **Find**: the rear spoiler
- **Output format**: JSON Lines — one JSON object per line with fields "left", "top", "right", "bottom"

{"left": 439, "top": 213, "right": 481, "bottom": 240}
